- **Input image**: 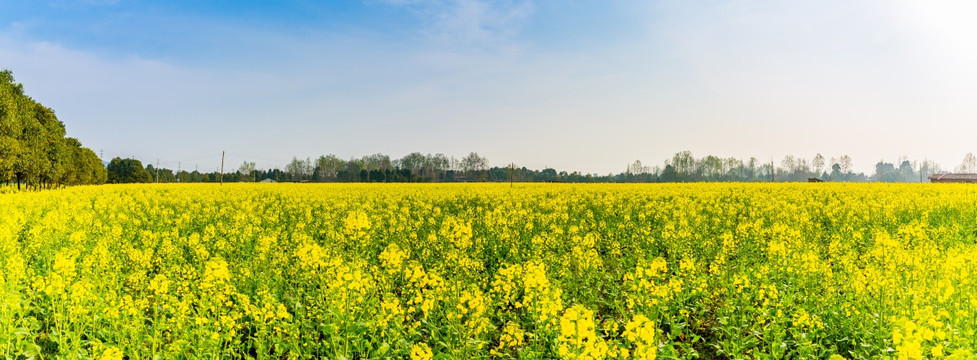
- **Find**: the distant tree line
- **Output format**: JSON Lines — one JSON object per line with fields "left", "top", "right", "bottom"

{"left": 630, "top": 151, "right": 946, "bottom": 183}
{"left": 7, "top": 68, "right": 970, "bottom": 190}
{"left": 109, "top": 150, "right": 966, "bottom": 184}
{"left": 0, "top": 70, "right": 106, "bottom": 190}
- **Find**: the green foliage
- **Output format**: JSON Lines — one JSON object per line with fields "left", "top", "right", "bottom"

{"left": 106, "top": 157, "right": 152, "bottom": 183}
{"left": 0, "top": 69, "right": 104, "bottom": 189}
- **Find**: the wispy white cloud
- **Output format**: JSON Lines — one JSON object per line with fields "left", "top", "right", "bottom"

{"left": 377, "top": 0, "right": 534, "bottom": 45}
{"left": 0, "top": 22, "right": 659, "bottom": 174}
{"left": 5, "top": 1, "right": 977, "bottom": 174}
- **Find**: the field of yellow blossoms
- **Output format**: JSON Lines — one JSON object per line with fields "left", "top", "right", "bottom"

{"left": 1, "top": 183, "right": 976, "bottom": 359}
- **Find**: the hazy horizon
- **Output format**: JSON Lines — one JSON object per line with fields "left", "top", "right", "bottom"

{"left": 3, "top": 1, "right": 976, "bottom": 174}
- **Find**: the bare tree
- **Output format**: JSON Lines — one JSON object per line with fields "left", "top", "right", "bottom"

{"left": 238, "top": 161, "right": 256, "bottom": 182}
{"left": 959, "top": 153, "right": 976, "bottom": 173}
{"left": 747, "top": 157, "right": 758, "bottom": 179}
{"left": 344, "top": 158, "right": 362, "bottom": 181}
{"left": 671, "top": 151, "right": 695, "bottom": 177}
{"left": 799, "top": 158, "right": 811, "bottom": 173}
{"left": 461, "top": 152, "right": 488, "bottom": 180}
{"left": 430, "top": 153, "right": 450, "bottom": 181}
{"left": 781, "top": 155, "right": 796, "bottom": 174}
{"left": 812, "top": 154, "right": 825, "bottom": 175}
{"left": 920, "top": 159, "right": 942, "bottom": 178}
{"left": 839, "top": 155, "right": 853, "bottom": 174}
{"left": 398, "top": 152, "right": 427, "bottom": 180}
{"left": 285, "top": 157, "right": 312, "bottom": 181}
{"left": 628, "top": 160, "right": 649, "bottom": 175}
{"left": 725, "top": 157, "right": 742, "bottom": 178}
{"left": 303, "top": 157, "right": 313, "bottom": 179}
{"left": 315, "top": 155, "right": 344, "bottom": 180}
{"left": 701, "top": 155, "right": 723, "bottom": 178}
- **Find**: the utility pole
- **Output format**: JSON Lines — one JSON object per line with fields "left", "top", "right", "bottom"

{"left": 178, "top": 162, "right": 181, "bottom": 182}
{"left": 156, "top": 159, "right": 160, "bottom": 183}
{"left": 509, "top": 163, "right": 514, "bottom": 187}
{"left": 220, "top": 151, "right": 225, "bottom": 186}
{"left": 771, "top": 160, "right": 775, "bottom": 182}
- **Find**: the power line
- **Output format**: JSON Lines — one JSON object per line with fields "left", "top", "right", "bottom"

{"left": 224, "top": 152, "right": 292, "bottom": 164}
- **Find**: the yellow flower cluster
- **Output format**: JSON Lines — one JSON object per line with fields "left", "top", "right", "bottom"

{"left": 0, "top": 182, "right": 975, "bottom": 358}
{"left": 622, "top": 315, "right": 657, "bottom": 360}
{"left": 892, "top": 309, "right": 951, "bottom": 360}
{"left": 491, "top": 260, "right": 564, "bottom": 327}
{"left": 379, "top": 242, "right": 409, "bottom": 271}
{"left": 410, "top": 342, "right": 433, "bottom": 360}
{"left": 558, "top": 305, "right": 608, "bottom": 360}
{"left": 624, "top": 257, "right": 687, "bottom": 313}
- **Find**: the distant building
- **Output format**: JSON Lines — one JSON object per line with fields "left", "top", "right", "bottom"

{"left": 259, "top": 178, "right": 277, "bottom": 183}
{"left": 927, "top": 173, "right": 977, "bottom": 183}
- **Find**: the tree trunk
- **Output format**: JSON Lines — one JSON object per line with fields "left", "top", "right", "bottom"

{"left": 16, "top": 173, "right": 21, "bottom": 191}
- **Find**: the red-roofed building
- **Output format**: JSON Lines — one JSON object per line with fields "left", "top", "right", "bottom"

{"left": 927, "top": 173, "right": 977, "bottom": 183}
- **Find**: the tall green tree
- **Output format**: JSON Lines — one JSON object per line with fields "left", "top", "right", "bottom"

{"left": 1, "top": 69, "right": 104, "bottom": 189}
{"left": 68, "top": 139, "right": 107, "bottom": 185}
{"left": 0, "top": 70, "right": 25, "bottom": 186}
{"left": 33, "top": 103, "right": 69, "bottom": 188}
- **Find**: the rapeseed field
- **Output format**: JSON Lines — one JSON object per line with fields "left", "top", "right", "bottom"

{"left": 0, "top": 183, "right": 975, "bottom": 359}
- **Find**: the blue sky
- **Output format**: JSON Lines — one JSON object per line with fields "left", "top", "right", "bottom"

{"left": 2, "top": 1, "right": 976, "bottom": 174}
